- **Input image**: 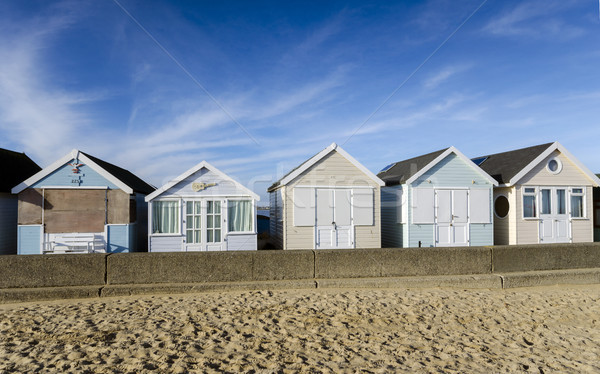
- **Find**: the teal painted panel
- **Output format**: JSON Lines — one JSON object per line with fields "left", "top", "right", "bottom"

{"left": 408, "top": 224, "right": 434, "bottom": 247}
{"left": 18, "top": 225, "right": 42, "bottom": 255}
{"left": 412, "top": 153, "right": 491, "bottom": 188}
{"left": 107, "top": 225, "right": 131, "bottom": 253}
{"left": 32, "top": 159, "right": 120, "bottom": 189}
{"left": 470, "top": 224, "right": 494, "bottom": 246}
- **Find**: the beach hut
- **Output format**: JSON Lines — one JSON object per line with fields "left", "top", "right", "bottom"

{"left": 474, "top": 142, "right": 600, "bottom": 245}
{"left": 0, "top": 148, "right": 41, "bottom": 255}
{"left": 268, "top": 143, "right": 384, "bottom": 250}
{"left": 377, "top": 146, "right": 498, "bottom": 248}
{"left": 11, "top": 149, "right": 154, "bottom": 254}
{"left": 145, "top": 161, "right": 260, "bottom": 252}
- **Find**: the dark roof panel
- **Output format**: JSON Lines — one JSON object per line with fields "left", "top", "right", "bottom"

{"left": 0, "top": 148, "right": 41, "bottom": 193}
{"left": 472, "top": 143, "right": 553, "bottom": 184}
{"left": 81, "top": 152, "right": 155, "bottom": 194}
{"left": 377, "top": 148, "right": 449, "bottom": 186}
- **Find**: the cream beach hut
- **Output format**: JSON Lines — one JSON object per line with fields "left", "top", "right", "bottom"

{"left": 268, "top": 143, "right": 384, "bottom": 250}
{"left": 378, "top": 146, "right": 498, "bottom": 248}
{"left": 12, "top": 149, "right": 154, "bottom": 254}
{"left": 474, "top": 142, "right": 600, "bottom": 244}
{"left": 145, "top": 161, "right": 260, "bottom": 252}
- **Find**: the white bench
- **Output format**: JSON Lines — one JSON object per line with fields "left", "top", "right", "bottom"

{"left": 45, "top": 234, "right": 105, "bottom": 254}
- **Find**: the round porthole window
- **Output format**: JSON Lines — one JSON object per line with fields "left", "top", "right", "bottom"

{"left": 494, "top": 195, "right": 509, "bottom": 219}
{"left": 546, "top": 158, "right": 562, "bottom": 174}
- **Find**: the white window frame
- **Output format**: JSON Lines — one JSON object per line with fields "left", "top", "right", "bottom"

{"left": 522, "top": 186, "right": 538, "bottom": 220}
{"left": 150, "top": 199, "right": 182, "bottom": 236}
{"left": 227, "top": 198, "right": 256, "bottom": 234}
{"left": 546, "top": 157, "right": 563, "bottom": 175}
{"left": 570, "top": 187, "right": 586, "bottom": 220}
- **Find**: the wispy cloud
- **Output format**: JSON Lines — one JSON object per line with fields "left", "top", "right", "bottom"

{"left": 424, "top": 64, "right": 473, "bottom": 89}
{"left": 483, "top": 1, "right": 584, "bottom": 40}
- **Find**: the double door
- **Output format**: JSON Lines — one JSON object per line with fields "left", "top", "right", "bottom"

{"left": 184, "top": 200, "right": 226, "bottom": 251}
{"left": 539, "top": 187, "right": 569, "bottom": 243}
{"left": 435, "top": 189, "right": 468, "bottom": 247}
{"left": 315, "top": 189, "right": 354, "bottom": 249}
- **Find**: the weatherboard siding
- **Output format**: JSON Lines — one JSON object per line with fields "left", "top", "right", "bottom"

{"left": 31, "top": 161, "right": 119, "bottom": 189}
{"left": 514, "top": 186, "right": 540, "bottom": 244}
{"left": 412, "top": 153, "right": 491, "bottom": 188}
{"left": 150, "top": 235, "right": 184, "bottom": 252}
{"left": 227, "top": 234, "right": 257, "bottom": 251}
{"left": 0, "top": 193, "right": 18, "bottom": 255}
{"left": 470, "top": 224, "right": 493, "bottom": 246}
{"left": 166, "top": 168, "right": 250, "bottom": 197}
{"left": 17, "top": 225, "right": 42, "bottom": 255}
{"left": 282, "top": 151, "right": 381, "bottom": 250}
{"left": 571, "top": 186, "right": 593, "bottom": 242}
{"left": 519, "top": 151, "right": 591, "bottom": 186}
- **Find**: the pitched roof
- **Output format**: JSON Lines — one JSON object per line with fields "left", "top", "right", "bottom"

{"left": 267, "top": 143, "right": 384, "bottom": 192}
{"left": 377, "top": 148, "right": 448, "bottom": 186}
{"left": 145, "top": 160, "right": 259, "bottom": 202}
{"left": 81, "top": 152, "right": 155, "bottom": 194}
{"left": 0, "top": 148, "right": 41, "bottom": 193}
{"left": 473, "top": 143, "right": 554, "bottom": 185}
{"left": 12, "top": 149, "right": 155, "bottom": 195}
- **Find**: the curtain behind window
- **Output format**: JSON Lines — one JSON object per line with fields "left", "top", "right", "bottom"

{"left": 153, "top": 201, "right": 179, "bottom": 233}
{"left": 228, "top": 200, "right": 252, "bottom": 232}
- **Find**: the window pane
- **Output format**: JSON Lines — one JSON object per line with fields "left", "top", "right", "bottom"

{"left": 186, "top": 230, "right": 193, "bottom": 243}
{"left": 207, "top": 230, "right": 213, "bottom": 242}
{"left": 214, "top": 229, "right": 221, "bottom": 242}
{"left": 229, "top": 200, "right": 252, "bottom": 232}
{"left": 207, "top": 215, "right": 213, "bottom": 228}
{"left": 557, "top": 190, "right": 566, "bottom": 214}
{"left": 194, "top": 230, "right": 201, "bottom": 243}
{"left": 195, "top": 201, "right": 202, "bottom": 214}
{"left": 572, "top": 188, "right": 583, "bottom": 194}
{"left": 523, "top": 195, "right": 536, "bottom": 218}
{"left": 524, "top": 187, "right": 536, "bottom": 194}
{"left": 194, "top": 216, "right": 201, "bottom": 229}
{"left": 494, "top": 196, "right": 509, "bottom": 218}
{"left": 215, "top": 216, "right": 221, "bottom": 228}
{"left": 548, "top": 160, "right": 559, "bottom": 172}
{"left": 186, "top": 201, "right": 193, "bottom": 214}
{"left": 571, "top": 196, "right": 583, "bottom": 218}
{"left": 186, "top": 219, "right": 192, "bottom": 229}
{"left": 540, "top": 189, "right": 551, "bottom": 214}
{"left": 208, "top": 201, "right": 213, "bottom": 214}
{"left": 153, "top": 201, "right": 179, "bottom": 233}
{"left": 214, "top": 201, "right": 221, "bottom": 214}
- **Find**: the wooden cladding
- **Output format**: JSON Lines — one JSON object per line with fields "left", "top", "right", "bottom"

{"left": 18, "top": 188, "right": 133, "bottom": 232}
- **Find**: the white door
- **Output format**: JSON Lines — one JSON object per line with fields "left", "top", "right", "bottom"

{"left": 435, "top": 190, "right": 468, "bottom": 247}
{"left": 315, "top": 189, "right": 353, "bottom": 249}
{"left": 184, "top": 200, "right": 226, "bottom": 251}
{"left": 539, "top": 188, "right": 570, "bottom": 243}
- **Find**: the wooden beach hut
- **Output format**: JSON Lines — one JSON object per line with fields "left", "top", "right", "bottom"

{"left": 11, "top": 149, "right": 154, "bottom": 254}
{"left": 377, "top": 146, "right": 497, "bottom": 248}
{"left": 474, "top": 142, "right": 600, "bottom": 244}
{"left": 145, "top": 161, "right": 260, "bottom": 252}
{"left": 268, "top": 143, "right": 384, "bottom": 250}
{"left": 0, "top": 148, "right": 41, "bottom": 255}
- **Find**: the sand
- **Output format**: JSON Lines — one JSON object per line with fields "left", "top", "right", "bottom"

{"left": 1, "top": 285, "right": 599, "bottom": 373}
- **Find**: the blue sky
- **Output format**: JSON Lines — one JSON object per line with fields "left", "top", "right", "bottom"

{"left": 1, "top": 0, "right": 599, "bottom": 202}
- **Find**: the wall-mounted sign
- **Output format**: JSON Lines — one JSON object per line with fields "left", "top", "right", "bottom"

{"left": 69, "top": 161, "right": 84, "bottom": 174}
{"left": 192, "top": 182, "right": 217, "bottom": 192}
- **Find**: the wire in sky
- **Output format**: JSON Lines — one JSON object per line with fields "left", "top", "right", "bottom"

{"left": 342, "top": 0, "right": 489, "bottom": 146}
{"left": 112, "top": 0, "right": 261, "bottom": 146}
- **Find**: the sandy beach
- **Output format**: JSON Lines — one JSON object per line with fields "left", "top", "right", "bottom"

{"left": 1, "top": 285, "right": 599, "bottom": 373}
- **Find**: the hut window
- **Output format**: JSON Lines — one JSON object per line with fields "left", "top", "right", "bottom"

{"left": 546, "top": 158, "right": 562, "bottom": 174}
{"left": 186, "top": 201, "right": 202, "bottom": 243}
{"left": 228, "top": 200, "right": 253, "bottom": 232}
{"left": 571, "top": 188, "right": 585, "bottom": 218}
{"left": 523, "top": 187, "right": 537, "bottom": 218}
{"left": 494, "top": 195, "right": 509, "bottom": 219}
{"left": 152, "top": 201, "right": 179, "bottom": 234}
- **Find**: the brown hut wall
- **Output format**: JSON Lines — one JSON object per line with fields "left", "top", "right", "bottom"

{"left": 107, "top": 190, "right": 130, "bottom": 224}
{"left": 44, "top": 190, "right": 106, "bottom": 233}
{"left": 18, "top": 189, "right": 43, "bottom": 225}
